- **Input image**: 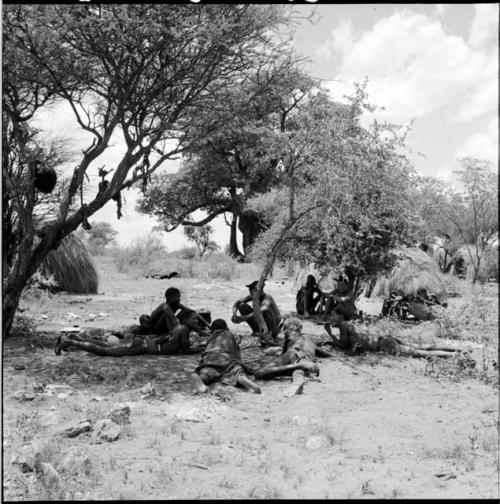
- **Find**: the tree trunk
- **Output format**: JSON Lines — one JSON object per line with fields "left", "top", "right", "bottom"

{"left": 472, "top": 257, "right": 480, "bottom": 285}
{"left": 228, "top": 212, "right": 242, "bottom": 258}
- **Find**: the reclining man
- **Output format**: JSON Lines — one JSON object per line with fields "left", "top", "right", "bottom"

{"left": 321, "top": 312, "right": 462, "bottom": 358}
{"left": 55, "top": 287, "right": 210, "bottom": 356}
{"left": 191, "top": 319, "right": 261, "bottom": 394}
{"left": 231, "top": 280, "right": 282, "bottom": 347}
{"left": 254, "top": 317, "right": 334, "bottom": 396}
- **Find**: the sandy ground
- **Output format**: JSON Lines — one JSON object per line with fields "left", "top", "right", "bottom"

{"left": 2, "top": 261, "right": 499, "bottom": 500}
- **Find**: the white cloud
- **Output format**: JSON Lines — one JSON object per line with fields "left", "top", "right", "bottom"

{"left": 469, "top": 4, "right": 499, "bottom": 51}
{"left": 456, "top": 117, "right": 499, "bottom": 168}
{"left": 314, "top": 18, "right": 353, "bottom": 60}
{"left": 434, "top": 4, "right": 449, "bottom": 18}
{"left": 318, "top": 9, "right": 498, "bottom": 123}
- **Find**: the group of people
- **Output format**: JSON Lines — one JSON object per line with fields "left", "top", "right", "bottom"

{"left": 54, "top": 278, "right": 463, "bottom": 395}
{"left": 296, "top": 274, "right": 357, "bottom": 321}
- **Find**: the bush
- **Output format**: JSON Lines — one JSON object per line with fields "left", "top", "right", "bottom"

{"left": 477, "top": 246, "right": 498, "bottom": 282}
{"left": 113, "top": 235, "right": 167, "bottom": 274}
{"left": 178, "top": 246, "right": 199, "bottom": 260}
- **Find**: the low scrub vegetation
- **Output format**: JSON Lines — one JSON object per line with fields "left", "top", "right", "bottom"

{"left": 111, "top": 236, "right": 260, "bottom": 281}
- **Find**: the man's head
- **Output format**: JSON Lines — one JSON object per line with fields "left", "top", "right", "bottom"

{"left": 245, "top": 280, "right": 263, "bottom": 292}
{"left": 165, "top": 287, "right": 181, "bottom": 307}
{"left": 211, "top": 318, "right": 228, "bottom": 332}
{"left": 283, "top": 317, "right": 302, "bottom": 341}
{"left": 306, "top": 274, "right": 316, "bottom": 287}
{"left": 328, "top": 311, "right": 342, "bottom": 327}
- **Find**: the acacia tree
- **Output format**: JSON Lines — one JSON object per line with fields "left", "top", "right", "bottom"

{"left": 137, "top": 60, "right": 314, "bottom": 258}
{"left": 246, "top": 85, "right": 415, "bottom": 337}
{"left": 412, "top": 158, "right": 498, "bottom": 283}
{"left": 2, "top": 4, "right": 299, "bottom": 337}
{"left": 183, "top": 225, "right": 219, "bottom": 257}
{"left": 453, "top": 158, "right": 498, "bottom": 283}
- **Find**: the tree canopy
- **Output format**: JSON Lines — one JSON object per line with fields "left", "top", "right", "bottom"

{"left": 248, "top": 85, "right": 416, "bottom": 294}
{"left": 2, "top": 4, "right": 301, "bottom": 336}
{"left": 137, "top": 58, "right": 315, "bottom": 257}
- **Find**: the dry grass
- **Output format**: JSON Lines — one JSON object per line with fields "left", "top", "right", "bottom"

{"left": 39, "top": 234, "right": 98, "bottom": 294}
{"left": 375, "top": 247, "right": 447, "bottom": 298}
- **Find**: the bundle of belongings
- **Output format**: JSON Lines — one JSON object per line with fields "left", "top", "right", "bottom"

{"left": 381, "top": 288, "right": 447, "bottom": 321}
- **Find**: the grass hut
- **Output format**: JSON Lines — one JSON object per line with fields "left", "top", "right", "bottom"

{"left": 39, "top": 233, "right": 99, "bottom": 293}
{"left": 374, "top": 247, "right": 447, "bottom": 299}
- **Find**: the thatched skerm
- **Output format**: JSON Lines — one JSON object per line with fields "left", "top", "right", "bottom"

{"left": 375, "top": 247, "right": 447, "bottom": 299}
{"left": 39, "top": 234, "right": 99, "bottom": 293}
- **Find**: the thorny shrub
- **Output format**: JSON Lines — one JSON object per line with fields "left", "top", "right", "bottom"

{"left": 424, "top": 351, "right": 498, "bottom": 387}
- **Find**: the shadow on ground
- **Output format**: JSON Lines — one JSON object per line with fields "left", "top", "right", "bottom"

{"left": 3, "top": 331, "right": 278, "bottom": 396}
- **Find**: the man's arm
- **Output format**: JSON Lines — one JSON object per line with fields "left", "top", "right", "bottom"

{"left": 322, "top": 323, "right": 342, "bottom": 348}
{"left": 163, "top": 304, "right": 181, "bottom": 329}
{"left": 254, "top": 360, "right": 318, "bottom": 380}
{"left": 314, "top": 344, "right": 335, "bottom": 358}
{"left": 231, "top": 295, "right": 253, "bottom": 323}
{"left": 232, "top": 295, "right": 251, "bottom": 312}
{"left": 177, "top": 304, "right": 211, "bottom": 330}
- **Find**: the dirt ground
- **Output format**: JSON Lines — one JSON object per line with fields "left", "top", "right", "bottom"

{"left": 3, "top": 260, "right": 499, "bottom": 500}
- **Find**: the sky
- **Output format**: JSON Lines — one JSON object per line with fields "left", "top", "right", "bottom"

{"left": 33, "top": 3, "right": 499, "bottom": 250}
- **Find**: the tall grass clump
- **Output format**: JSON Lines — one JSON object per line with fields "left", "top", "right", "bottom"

{"left": 38, "top": 234, "right": 98, "bottom": 293}
{"left": 375, "top": 247, "right": 447, "bottom": 299}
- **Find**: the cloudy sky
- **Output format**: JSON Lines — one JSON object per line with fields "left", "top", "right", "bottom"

{"left": 35, "top": 3, "right": 498, "bottom": 250}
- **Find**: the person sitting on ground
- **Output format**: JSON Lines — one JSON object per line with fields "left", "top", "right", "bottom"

{"left": 128, "top": 286, "right": 210, "bottom": 337}
{"left": 55, "top": 287, "right": 209, "bottom": 357}
{"left": 254, "top": 317, "right": 333, "bottom": 396}
{"left": 320, "top": 312, "right": 462, "bottom": 358}
{"left": 296, "top": 274, "right": 323, "bottom": 318}
{"left": 191, "top": 319, "right": 261, "bottom": 394}
{"left": 322, "top": 276, "right": 357, "bottom": 321}
{"left": 231, "top": 280, "right": 282, "bottom": 346}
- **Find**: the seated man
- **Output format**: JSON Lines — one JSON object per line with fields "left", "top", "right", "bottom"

{"left": 322, "top": 277, "right": 357, "bottom": 321}
{"left": 231, "top": 280, "right": 282, "bottom": 346}
{"left": 321, "top": 312, "right": 462, "bottom": 359}
{"left": 191, "top": 319, "right": 261, "bottom": 394}
{"left": 130, "top": 287, "right": 210, "bottom": 336}
{"left": 254, "top": 317, "right": 333, "bottom": 396}
{"left": 55, "top": 287, "right": 209, "bottom": 357}
{"left": 296, "top": 274, "right": 323, "bottom": 318}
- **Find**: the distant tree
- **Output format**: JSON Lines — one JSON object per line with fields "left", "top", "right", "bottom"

{"left": 137, "top": 61, "right": 314, "bottom": 258}
{"left": 2, "top": 4, "right": 300, "bottom": 337}
{"left": 410, "top": 158, "right": 498, "bottom": 283}
{"left": 86, "top": 222, "right": 118, "bottom": 255}
{"left": 183, "top": 225, "right": 219, "bottom": 257}
{"left": 448, "top": 158, "right": 498, "bottom": 283}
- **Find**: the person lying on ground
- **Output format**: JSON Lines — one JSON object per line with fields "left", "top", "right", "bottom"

{"left": 321, "top": 277, "right": 357, "bottom": 321}
{"left": 55, "top": 288, "right": 209, "bottom": 357}
{"left": 231, "top": 280, "right": 282, "bottom": 346}
{"left": 320, "top": 312, "right": 463, "bottom": 358}
{"left": 296, "top": 274, "right": 323, "bottom": 318}
{"left": 254, "top": 317, "right": 333, "bottom": 396}
{"left": 191, "top": 319, "right": 261, "bottom": 394}
{"left": 381, "top": 288, "right": 447, "bottom": 321}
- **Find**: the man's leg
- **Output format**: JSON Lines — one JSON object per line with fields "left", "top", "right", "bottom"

{"left": 399, "top": 344, "right": 458, "bottom": 358}
{"left": 236, "top": 373, "right": 261, "bottom": 394}
{"left": 56, "top": 334, "right": 145, "bottom": 357}
{"left": 191, "top": 373, "right": 209, "bottom": 394}
{"left": 157, "top": 324, "right": 191, "bottom": 354}
{"left": 284, "top": 369, "right": 306, "bottom": 397}
{"left": 262, "top": 310, "right": 280, "bottom": 340}
{"left": 238, "top": 303, "right": 261, "bottom": 333}
{"left": 191, "top": 367, "right": 219, "bottom": 394}
{"left": 322, "top": 296, "right": 335, "bottom": 320}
